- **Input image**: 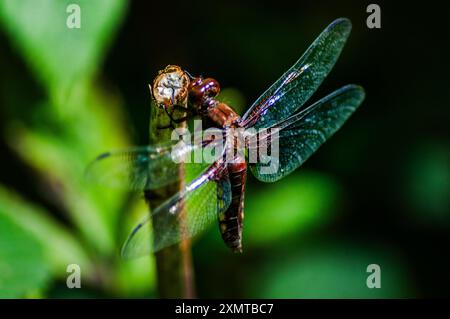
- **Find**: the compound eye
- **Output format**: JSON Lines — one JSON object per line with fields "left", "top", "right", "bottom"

{"left": 152, "top": 65, "right": 190, "bottom": 108}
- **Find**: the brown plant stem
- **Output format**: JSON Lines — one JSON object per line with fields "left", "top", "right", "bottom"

{"left": 145, "top": 87, "right": 195, "bottom": 298}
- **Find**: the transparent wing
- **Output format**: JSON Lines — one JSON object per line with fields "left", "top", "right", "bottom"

{"left": 121, "top": 163, "right": 231, "bottom": 258}
{"left": 85, "top": 137, "right": 224, "bottom": 190}
{"left": 249, "top": 84, "right": 365, "bottom": 182}
{"left": 241, "top": 18, "right": 352, "bottom": 129}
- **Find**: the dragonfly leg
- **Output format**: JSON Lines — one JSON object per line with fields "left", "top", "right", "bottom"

{"left": 184, "top": 69, "right": 195, "bottom": 80}
{"left": 156, "top": 105, "right": 177, "bottom": 129}
{"left": 171, "top": 116, "right": 189, "bottom": 124}
{"left": 157, "top": 103, "right": 192, "bottom": 129}
{"left": 157, "top": 116, "right": 190, "bottom": 129}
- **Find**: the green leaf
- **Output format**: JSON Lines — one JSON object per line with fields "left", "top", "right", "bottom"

{"left": 114, "top": 198, "right": 156, "bottom": 296}
{"left": 0, "top": 210, "right": 50, "bottom": 298}
{"left": 245, "top": 171, "right": 342, "bottom": 246}
{"left": 0, "top": 185, "right": 93, "bottom": 277}
{"left": 5, "top": 85, "right": 131, "bottom": 255}
{"left": 115, "top": 257, "right": 156, "bottom": 297}
{"left": 0, "top": 0, "right": 131, "bottom": 254}
{"left": 0, "top": 0, "right": 127, "bottom": 100}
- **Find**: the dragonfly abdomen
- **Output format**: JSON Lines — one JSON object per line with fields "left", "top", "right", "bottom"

{"left": 218, "top": 162, "right": 247, "bottom": 253}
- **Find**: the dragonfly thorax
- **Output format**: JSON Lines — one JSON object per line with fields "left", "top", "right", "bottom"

{"left": 205, "top": 101, "right": 241, "bottom": 128}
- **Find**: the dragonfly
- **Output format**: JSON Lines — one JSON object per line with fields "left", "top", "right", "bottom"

{"left": 87, "top": 18, "right": 365, "bottom": 258}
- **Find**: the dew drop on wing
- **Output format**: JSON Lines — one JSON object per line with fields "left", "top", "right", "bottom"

{"left": 169, "top": 204, "right": 178, "bottom": 215}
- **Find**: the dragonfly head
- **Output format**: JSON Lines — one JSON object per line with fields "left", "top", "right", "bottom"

{"left": 151, "top": 65, "right": 190, "bottom": 110}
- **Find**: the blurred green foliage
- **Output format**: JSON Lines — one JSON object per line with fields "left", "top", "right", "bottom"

{"left": 0, "top": 0, "right": 154, "bottom": 298}
{"left": 0, "top": 186, "right": 92, "bottom": 276}
{"left": 402, "top": 142, "right": 450, "bottom": 225}
{"left": 245, "top": 171, "right": 342, "bottom": 246}
{"left": 0, "top": 209, "right": 50, "bottom": 298}
{"left": 0, "top": 0, "right": 125, "bottom": 99}
{"left": 250, "top": 242, "right": 414, "bottom": 298}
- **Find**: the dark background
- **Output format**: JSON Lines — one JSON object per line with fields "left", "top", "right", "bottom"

{"left": 0, "top": 0, "right": 449, "bottom": 298}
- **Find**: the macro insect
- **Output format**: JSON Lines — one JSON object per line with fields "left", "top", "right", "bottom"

{"left": 87, "top": 18, "right": 365, "bottom": 258}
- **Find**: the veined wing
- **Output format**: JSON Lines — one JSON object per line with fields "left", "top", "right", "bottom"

{"left": 249, "top": 84, "right": 365, "bottom": 182}
{"left": 241, "top": 18, "right": 352, "bottom": 129}
{"left": 85, "top": 137, "right": 224, "bottom": 190}
{"left": 121, "top": 162, "right": 231, "bottom": 258}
